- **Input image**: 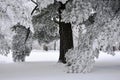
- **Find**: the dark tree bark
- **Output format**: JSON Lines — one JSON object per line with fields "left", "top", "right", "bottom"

{"left": 53, "top": 16, "right": 73, "bottom": 63}
{"left": 24, "top": 27, "right": 30, "bottom": 44}
{"left": 58, "top": 22, "right": 73, "bottom": 63}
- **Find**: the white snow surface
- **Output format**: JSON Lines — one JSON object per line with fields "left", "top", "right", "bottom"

{"left": 0, "top": 50, "right": 120, "bottom": 80}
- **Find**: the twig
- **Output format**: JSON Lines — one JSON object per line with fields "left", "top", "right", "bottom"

{"left": 31, "top": 0, "right": 38, "bottom": 15}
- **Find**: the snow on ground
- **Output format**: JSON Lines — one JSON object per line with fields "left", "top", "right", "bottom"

{"left": 26, "top": 50, "right": 59, "bottom": 62}
{"left": 0, "top": 50, "right": 59, "bottom": 63}
{"left": 0, "top": 50, "right": 120, "bottom": 80}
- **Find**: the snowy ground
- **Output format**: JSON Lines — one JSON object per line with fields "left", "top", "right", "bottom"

{"left": 0, "top": 50, "right": 120, "bottom": 80}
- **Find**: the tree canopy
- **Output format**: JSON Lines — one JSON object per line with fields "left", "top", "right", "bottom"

{"left": 34, "top": 0, "right": 120, "bottom": 73}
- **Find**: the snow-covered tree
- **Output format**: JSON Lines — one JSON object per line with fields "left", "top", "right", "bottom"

{"left": 32, "top": 0, "right": 120, "bottom": 73}
{"left": 65, "top": 0, "right": 120, "bottom": 73}
{"left": 11, "top": 23, "right": 33, "bottom": 62}
{"left": 32, "top": 0, "right": 74, "bottom": 63}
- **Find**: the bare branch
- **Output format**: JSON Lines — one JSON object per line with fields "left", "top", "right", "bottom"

{"left": 31, "top": 0, "right": 38, "bottom": 5}
{"left": 31, "top": 0, "right": 38, "bottom": 15}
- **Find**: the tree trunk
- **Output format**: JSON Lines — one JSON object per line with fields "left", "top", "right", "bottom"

{"left": 54, "top": 40, "right": 56, "bottom": 50}
{"left": 53, "top": 0, "right": 73, "bottom": 63}
{"left": 59, "top": 22, "right": 73, "bottom": 63}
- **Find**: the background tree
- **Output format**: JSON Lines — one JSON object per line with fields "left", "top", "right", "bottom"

{"left": 11, "top": 23, "right": 33, "bottom": 62}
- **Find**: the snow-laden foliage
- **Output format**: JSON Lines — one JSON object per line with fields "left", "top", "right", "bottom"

{"left": 32, "top": 2, "right": 60, "bottom": 44}
{"left": 65, "top": 24, "right": 99, "bottom": 73}
{"left": 65, "top": 0, "right": 120, "bottom": 73}
{"left": 62, "top": 0, "right": 93, "bottom": 26}
{"left": 0, "top": 33, "right": 10, "bottom": 56}
{"left": 0, "top": 0, "right": 34, "bottom": 48}
{"left": 37, "top": 0, "right": 67, "bottom": 9}
{"left": 0, "top": 0, "right": 33, "bottom": 27}
{"left": 65, "top": 48, "right": 95, "bottom": 73}
{"left": 97, "top": 12, "right": 120, "bottom": 56}
{"left": 11, "top": 23, "right": 33, "bottom": 62}
{"left": 37, "top": 0, "right": 54, "bottom": 9}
